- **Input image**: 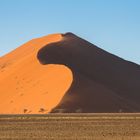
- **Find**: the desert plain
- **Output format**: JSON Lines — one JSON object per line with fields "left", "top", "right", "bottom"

{"left": 0, "top": 113, "right": 140, "bottom": 140}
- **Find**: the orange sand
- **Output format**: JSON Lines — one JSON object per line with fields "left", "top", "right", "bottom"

{"left": 0, "top": 34, "right": 73, "bottom": 114}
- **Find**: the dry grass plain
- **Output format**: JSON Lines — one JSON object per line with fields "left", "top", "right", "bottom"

{"left": 0, "top": 113, "right": 140, "bottom": 140}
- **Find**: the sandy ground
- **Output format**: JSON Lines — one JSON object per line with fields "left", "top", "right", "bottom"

{"left": 0, "top": 113, "right": 140, "bottom": 139}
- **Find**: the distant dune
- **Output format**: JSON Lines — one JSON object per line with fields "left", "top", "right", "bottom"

{"left": 0, "top": 32, "right": 140, "bottom": 114}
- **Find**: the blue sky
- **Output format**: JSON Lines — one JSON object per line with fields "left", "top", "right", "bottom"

{"left": 0, "top": 0, "right": 140, "bottom": 64}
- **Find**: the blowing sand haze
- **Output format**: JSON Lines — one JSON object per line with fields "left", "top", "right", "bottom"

{"left": 0, "top": 32, "right": 140, "bottom": 114}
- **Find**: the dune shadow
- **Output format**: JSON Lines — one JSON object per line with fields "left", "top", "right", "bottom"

{"left": 37, "top": 33, "right": 140, "bottom": 113}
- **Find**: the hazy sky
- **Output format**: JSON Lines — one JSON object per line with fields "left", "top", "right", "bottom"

{"left": 0, "top": 0, "right": 140, "bottom": 64}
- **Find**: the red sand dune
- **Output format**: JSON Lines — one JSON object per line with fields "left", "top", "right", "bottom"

{"left": 0, "top": 32, "right": 140, "bottom": 114}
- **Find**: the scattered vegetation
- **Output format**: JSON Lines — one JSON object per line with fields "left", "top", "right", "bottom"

{"left": 23, "top": 109, "right": 28, "bottom": 113}
{"left": 39, "top": 108, "right": 46, "bottom": 113}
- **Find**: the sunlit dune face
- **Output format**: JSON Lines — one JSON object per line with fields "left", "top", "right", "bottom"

{"left": 0, "top": 34, "right": 73, "bottom": 114}
{"left": 0, "top": 64, "right": 73, "bottom": 114}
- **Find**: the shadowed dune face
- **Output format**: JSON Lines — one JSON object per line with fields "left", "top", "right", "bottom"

{"left": 37, "top": 33, "right": 140, "bottom": 113}
{"left": 37, "top": 33, "right": 75, "bottom": 68}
